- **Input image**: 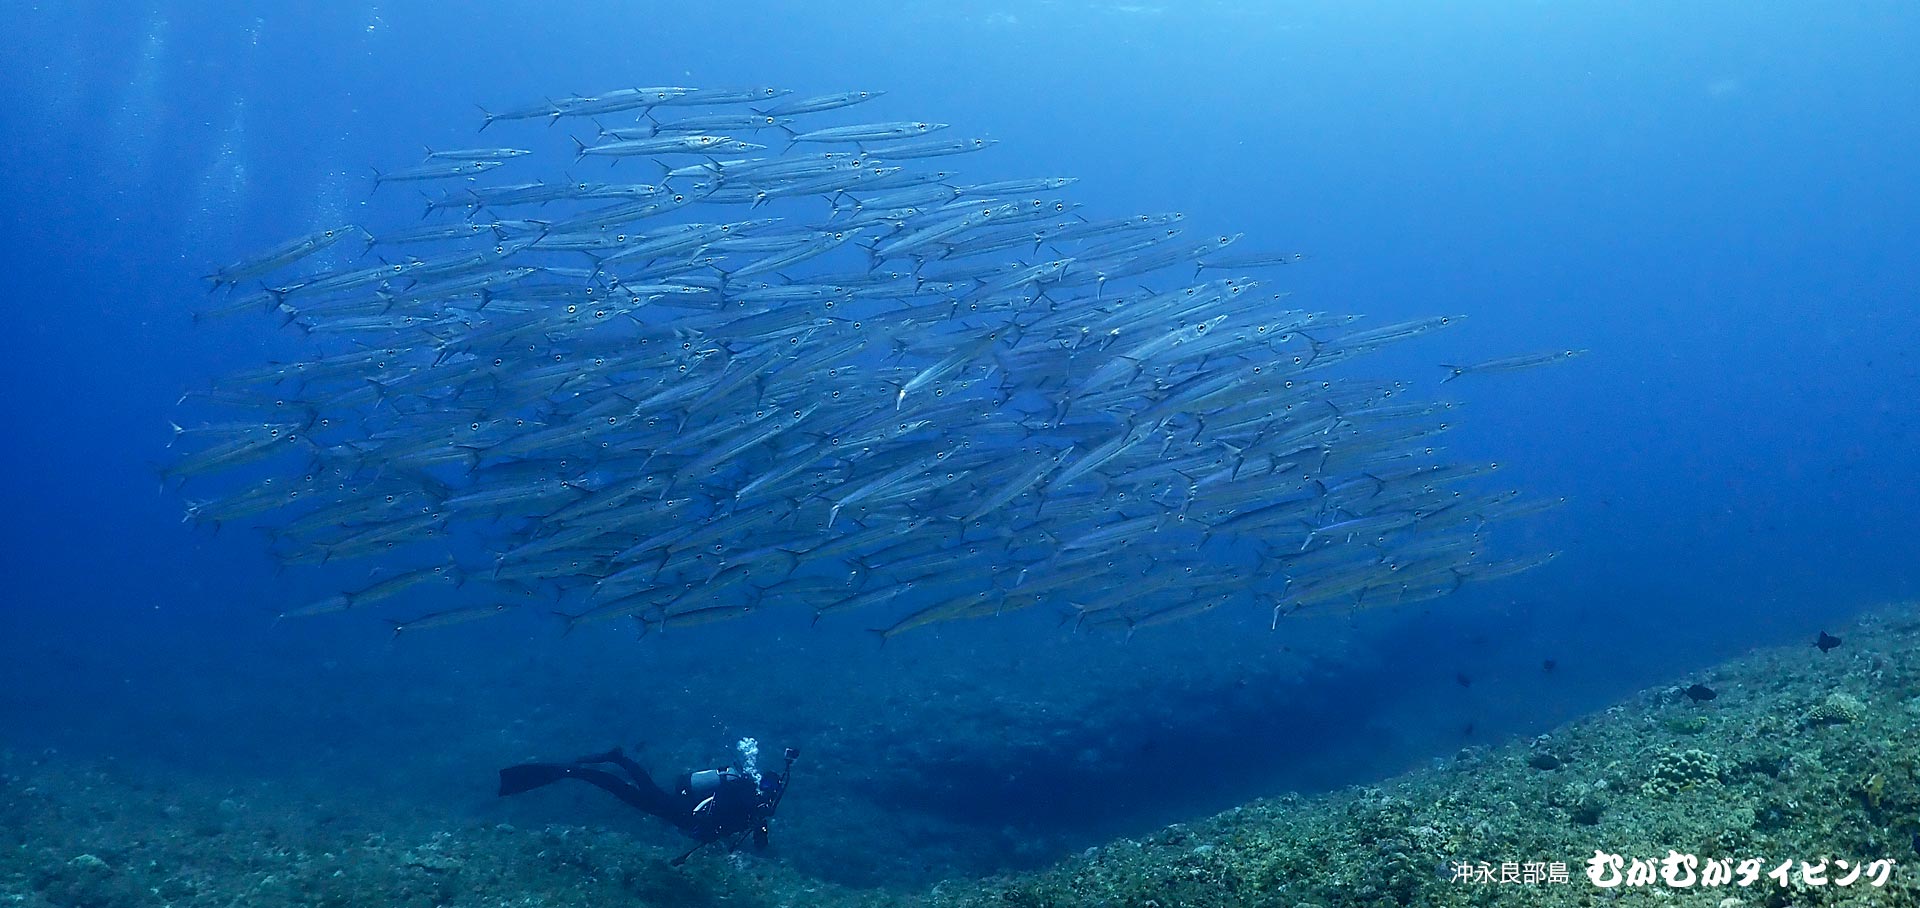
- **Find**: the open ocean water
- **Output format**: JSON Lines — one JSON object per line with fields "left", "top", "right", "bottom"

{"left": 2, "top": 1, "right": 1918, "bottom": 901}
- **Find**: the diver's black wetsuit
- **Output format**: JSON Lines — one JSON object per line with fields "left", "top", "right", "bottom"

{"left": 498, "top": 749, "right": 773, "bottom": 845}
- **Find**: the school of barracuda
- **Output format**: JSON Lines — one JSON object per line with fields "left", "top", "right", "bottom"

{"left": 171, "top": 85, "right": 1570, "bottom": 641}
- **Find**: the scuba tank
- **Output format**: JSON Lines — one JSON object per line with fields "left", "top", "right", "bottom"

{"left": 687, "top": 767, "right": 741, "bottom": 795}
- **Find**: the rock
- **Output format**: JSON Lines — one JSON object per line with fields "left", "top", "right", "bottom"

{"left": 1640, "top": 748, "right": 1721, "bottom": 797}
{"left": 67, "top": 853, "right": 110, "bottom": 872}
{"left": 1803, "top": 691, "right": 1865, "bottom": 727}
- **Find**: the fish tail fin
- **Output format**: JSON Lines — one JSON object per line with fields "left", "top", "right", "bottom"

{"left": 476, "top": 105, "right": 496, "bottom": 132}
{"left": 864, "top": 628, "right": 889, "bottom": 647}
{"left": 570, "top": 136, "right": 588, "bottom": 162}
{"left": 549, "top": 609, "right": 585, "bottom": 636}
{"left": 1439, "top": 364, "right": 1465, "bottom": 383}
{"left": 368, "top": 167, "right": 383, "bottom": 195}
{"left": 1298, "top": 520, "right": 1320, "bottom": 552}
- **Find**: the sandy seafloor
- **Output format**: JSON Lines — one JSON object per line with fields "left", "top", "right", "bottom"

{"left": 6, "top": 602, "right": 1918, "bottom": 908}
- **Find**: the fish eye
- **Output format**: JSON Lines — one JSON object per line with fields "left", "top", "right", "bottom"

{"left": 471, "top": 422, "right": 480, "bottom": 430}
{"left": 764, "top": 116, "right": 775, "bottom": 124}
{"left": 567, "top": 304, "right": 577, "bottom": 313}
{"left": 615, "top": 234, "right": 627, "bottom": 242}
{"left": 493, "top": 358, "right": 504, "bottom": 366}
{"left": 831, "top": 390, "right": 841, "bottom": 398}
{"left": 674, "top": 194, "right": 685, "bottom": 202}
{"left": 1440, "top": 316, "right": 1452, "bottom": 324}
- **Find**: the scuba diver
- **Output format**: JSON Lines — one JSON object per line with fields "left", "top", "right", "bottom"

{"left": 498, "top": 742, "right": 797, "bottom": 864}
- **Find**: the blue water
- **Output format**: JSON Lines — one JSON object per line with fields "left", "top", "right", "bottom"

{"left": 3, "top": 0, "right": 1917, "bottom": 887}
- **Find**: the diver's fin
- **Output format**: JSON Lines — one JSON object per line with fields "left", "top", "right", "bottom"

{"left": 497, "top": 763, "right": 570, "bottom": 797}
